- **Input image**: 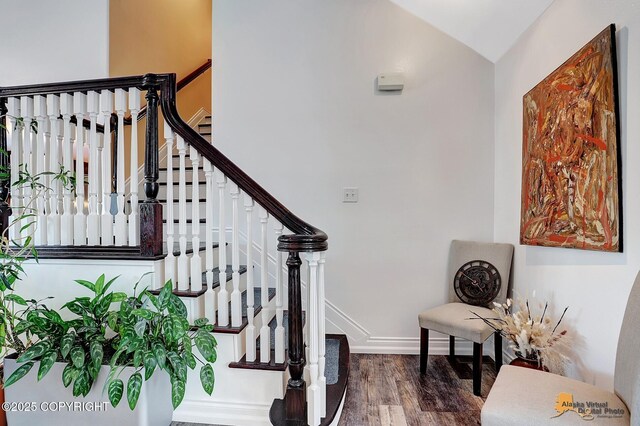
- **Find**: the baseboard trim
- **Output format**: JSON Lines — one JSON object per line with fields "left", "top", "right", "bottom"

{"left": 173, "top": 399, "right": 272, "bottom": 426}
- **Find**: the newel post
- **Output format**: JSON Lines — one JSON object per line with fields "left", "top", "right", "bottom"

{"left": 285, "top": 250, "right": 306, "bottom": 421}
{"left": 139, "top": 75, "right": 163, "bottom": 257}
{"left": 0, "top": 98, "right": 11, "bottom": 238}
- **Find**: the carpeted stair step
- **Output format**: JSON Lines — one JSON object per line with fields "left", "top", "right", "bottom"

{"left": 213, "top": 287, "right": 276, "bottom": 333}
{"left": 149, "top": 264, "right": 247, "bottom": 298}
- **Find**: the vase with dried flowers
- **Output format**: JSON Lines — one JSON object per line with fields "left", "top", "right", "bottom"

{"left": 469, "top": 298, "right": 571, "bottom": 374}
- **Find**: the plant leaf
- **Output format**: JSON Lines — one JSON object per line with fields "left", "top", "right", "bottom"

{"left": 5, "top": 293, "right": 27, "bottom": 306}
{"left": 60, "top": 334, "right": 75, "bottom": 359}
{"left": 154, "top": 342, "right": 166, "bottom": 370}
{"left": 158, "top": 281, "right": 173, "bottom": 310}
{"left": 4, "top": 361, "right": 35, "bottom": 387}
{"left": 127, "top": 372, "right": 143, "bottom": 410}
{"left": 73, "top": 369, "right": 90, "bottom": 397}
{"left": 167, "top": 296, "right": 187, "bottom": 318}
{"left": 70, "top": 345, "right": 85, "bottom": 368}
{"left": 195, "top": 331, "right": 218, "bottom": 363}
{"left": 101, "top": 275, "right": 120, "bottom": 296}
{"left": 37, "top": 350, "right": 58, "bottom": 381}
{"left": 143, "top": 352, "right": 157, "bottom": 381}
{"left": 171, "top": 375, "right": 186, "bottom": 409}
{"left": 200, "top": 364, "right": 214, "bottom": 395}
{"left": 194, "top": 318, "right": 209, "bottom": 327}
{"left": 90, "top": 340, "right": 103, "bottom": 368}
{"left": 167, "top": 351, "right": 187, "bottom": 382}
{"left": 133, "top": 349, "right": 143, "bottom": 368}
{"left": 185, "top": 352, "right": 196, "bottom": 370}
{"left": 17, "top": 341, "right": 51, "bottom": 362}
{"left": 132, "top": 309, "right": 154, "bottom": 320}
{"left": 74, "top": 279, "right": 96, "bottom": 292}
{"left": 134, "top": 318, "right": 147, "bottom": 338}
{"left": 94, "top": 274, "right": 105, "bottom": 296}
{"left": 108, "top": 378, "right": 124, "bottom": 407}
{"left": 62, "top": 364, "right": 77, "bottom": 387}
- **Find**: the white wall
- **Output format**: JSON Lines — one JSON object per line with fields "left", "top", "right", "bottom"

{"left": 213, "top": 0, "right": 495, "bottom": 352}
{"left": 0, "top": 0, "right": 109, "bottom": 85}
{"left": 494, "top": 0, "right": 640, "bottom": 390}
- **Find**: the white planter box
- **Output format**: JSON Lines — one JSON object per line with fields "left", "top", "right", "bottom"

{"left": 4, "top": 356, "right": 173, "bottom": 426}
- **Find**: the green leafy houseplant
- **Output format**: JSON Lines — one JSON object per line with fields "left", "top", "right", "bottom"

{"left": 4, "top": 275, "right": 217, "bottom": 409}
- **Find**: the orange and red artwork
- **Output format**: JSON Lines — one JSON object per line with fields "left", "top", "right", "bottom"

{"left": 520, "top": 25, "right": 622, "bottom": 252}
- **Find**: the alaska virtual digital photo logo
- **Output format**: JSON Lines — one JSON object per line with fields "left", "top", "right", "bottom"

{"left": 553, "top": 393, "right": 626, "bottom": 420}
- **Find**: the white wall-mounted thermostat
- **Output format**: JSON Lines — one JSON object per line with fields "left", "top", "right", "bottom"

{"left": 377, "top": 73, "right": 404, "bottom": 91}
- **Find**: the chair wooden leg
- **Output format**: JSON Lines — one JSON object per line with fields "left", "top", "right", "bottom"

{"left": 420, "top": 328, "right": 429, "bottom": 374}
{"left": 494, "top": 332, "right": 503, "bottom": 373}
{"left": 448, "top": 335, "right": 455, "bottom": 363}
{"left": 473, "top": 342, "right": 483, "bottom": 396}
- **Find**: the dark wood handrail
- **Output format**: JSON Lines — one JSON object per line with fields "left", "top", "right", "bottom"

{"left": 123, "top": 59, "right": 212, "bottom": 125}
{"left": 154, "top": 73, "right": 327, "bottom": 252}
{"left": 0, "top": 69, "right": 327, "bottom": 250}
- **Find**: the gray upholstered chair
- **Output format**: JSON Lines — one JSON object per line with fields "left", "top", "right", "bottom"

{"left": 481, "top": 271, "right": 640, "bottom": 425}
{"left": 418, "top": 240, "right": 514, "bottom": 396}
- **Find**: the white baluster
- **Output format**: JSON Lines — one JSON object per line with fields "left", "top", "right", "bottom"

{"left": 19, "top": 96, "right": 34, "bottom": 238}
{"left": 128, "top": 88, "right": 141, "bottom": 245}
{"left": 86, "top": 91, "right": 100, "bottom": 245}
{"left": 73, "top": 93, "right": 87, "bottom": 245}
{"left": 163, "top": 123, "right": 176, "bottom": 287}
{"left": 114, "top": 89, "right": 127, "bottom": 245}
{"left": 189, "top": 145, "right": 203, "bottom": 293}
{"left": 203, "top": 159, "right": 216, "bottom": 323}
{"left": 100, "top": 90, "right": 113, "bottom": 246}
{"left": 274, "top": 222, "right": 285, "bottom": 364}
{"left": 230, "top": 182, "right": 241, "bottom": 327}
{"left": 46, "top": 95, "right": 61, "bottom": 245}
{"left": 259, "top": 207, "right": 270, "bottom": 363}
{"left": 244, "top": 195, "right": 256, "bottom": 362}
{"left": 304, "top": 252, "right": 321, "bottom": 426}
{"left": 60, "top": 94, "right": 74, "bottom": 245}
{"left": 7, "top": 98, "right": 20, "bottom": 241}
{"left": 176, "top": 136, "right": 189, "bottom": 291}
{"left": 216, "top": 169, "right": 228, "bottom": 326}
{"left": 318, "top": 252, "right": 327, "bottom": 417}
{"left": 33, "top": 96, "right": 47, "bottom": 245}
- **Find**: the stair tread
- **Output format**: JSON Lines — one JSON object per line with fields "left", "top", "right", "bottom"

{"left": 212, "top": 287, "right": 276, "bottom": 334}
{"left": 128, "top": 198, "right": 207, "bottom": 203}
{"left": 163, "top": 218, "right": 206, "bottom": 224}
{"left": 149, "top": 265, "right": 248, "bottom": 297}
{"left": 164, "top": 241, "right": 219, "bottom": 257}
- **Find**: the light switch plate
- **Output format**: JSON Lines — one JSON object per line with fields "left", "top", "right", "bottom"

{"left": 343, "top": 187, "right": 359, "bottom": 203}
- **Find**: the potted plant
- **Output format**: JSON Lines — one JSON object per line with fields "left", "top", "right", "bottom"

{"left": 470, "top": 298, "right": 572, "bottom": 374}
{"left": 3, "top": 275, "right": 217, "bottom": 425}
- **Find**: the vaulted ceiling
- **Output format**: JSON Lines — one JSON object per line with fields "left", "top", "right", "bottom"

{"left": 389, "top": 0, "right": 555, "bottom": 62}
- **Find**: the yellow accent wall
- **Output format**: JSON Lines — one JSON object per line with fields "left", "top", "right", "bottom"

{"left": 109, "top": 0, "right": 212, "bottom": 177}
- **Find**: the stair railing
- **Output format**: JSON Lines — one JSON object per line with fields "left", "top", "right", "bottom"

{"left": 156, "top": 72, "right": 328, "bottom": 425}
{"left": 0, "top": 71, "right": 328, "bottom": 425}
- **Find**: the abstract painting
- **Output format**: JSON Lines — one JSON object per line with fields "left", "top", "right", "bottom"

{"left": 520, "top": 25, "right": 622, "bottom": 252}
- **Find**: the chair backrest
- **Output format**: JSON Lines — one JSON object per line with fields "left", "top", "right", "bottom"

{"left": 614, "top": 271, "right": 640, "bottom": 420}
{"left": 447, "top": 240, "right": 514, "bottom": 306}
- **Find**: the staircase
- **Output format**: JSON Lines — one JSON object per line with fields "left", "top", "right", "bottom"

{"left": 0, "top": 72, "right": 349, "bottom": 425}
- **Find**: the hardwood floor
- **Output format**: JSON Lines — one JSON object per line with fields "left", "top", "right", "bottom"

{"left": 338, "top": 354, "right": 497, "bottom": 426}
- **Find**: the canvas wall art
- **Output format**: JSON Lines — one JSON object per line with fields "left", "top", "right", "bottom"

{"left": 520, "top": 24, "right": 622, "bottom": 252}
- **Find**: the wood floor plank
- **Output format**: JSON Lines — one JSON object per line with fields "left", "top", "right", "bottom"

{"left": 339, "top": 354, "right": 496, "bottom": 426}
